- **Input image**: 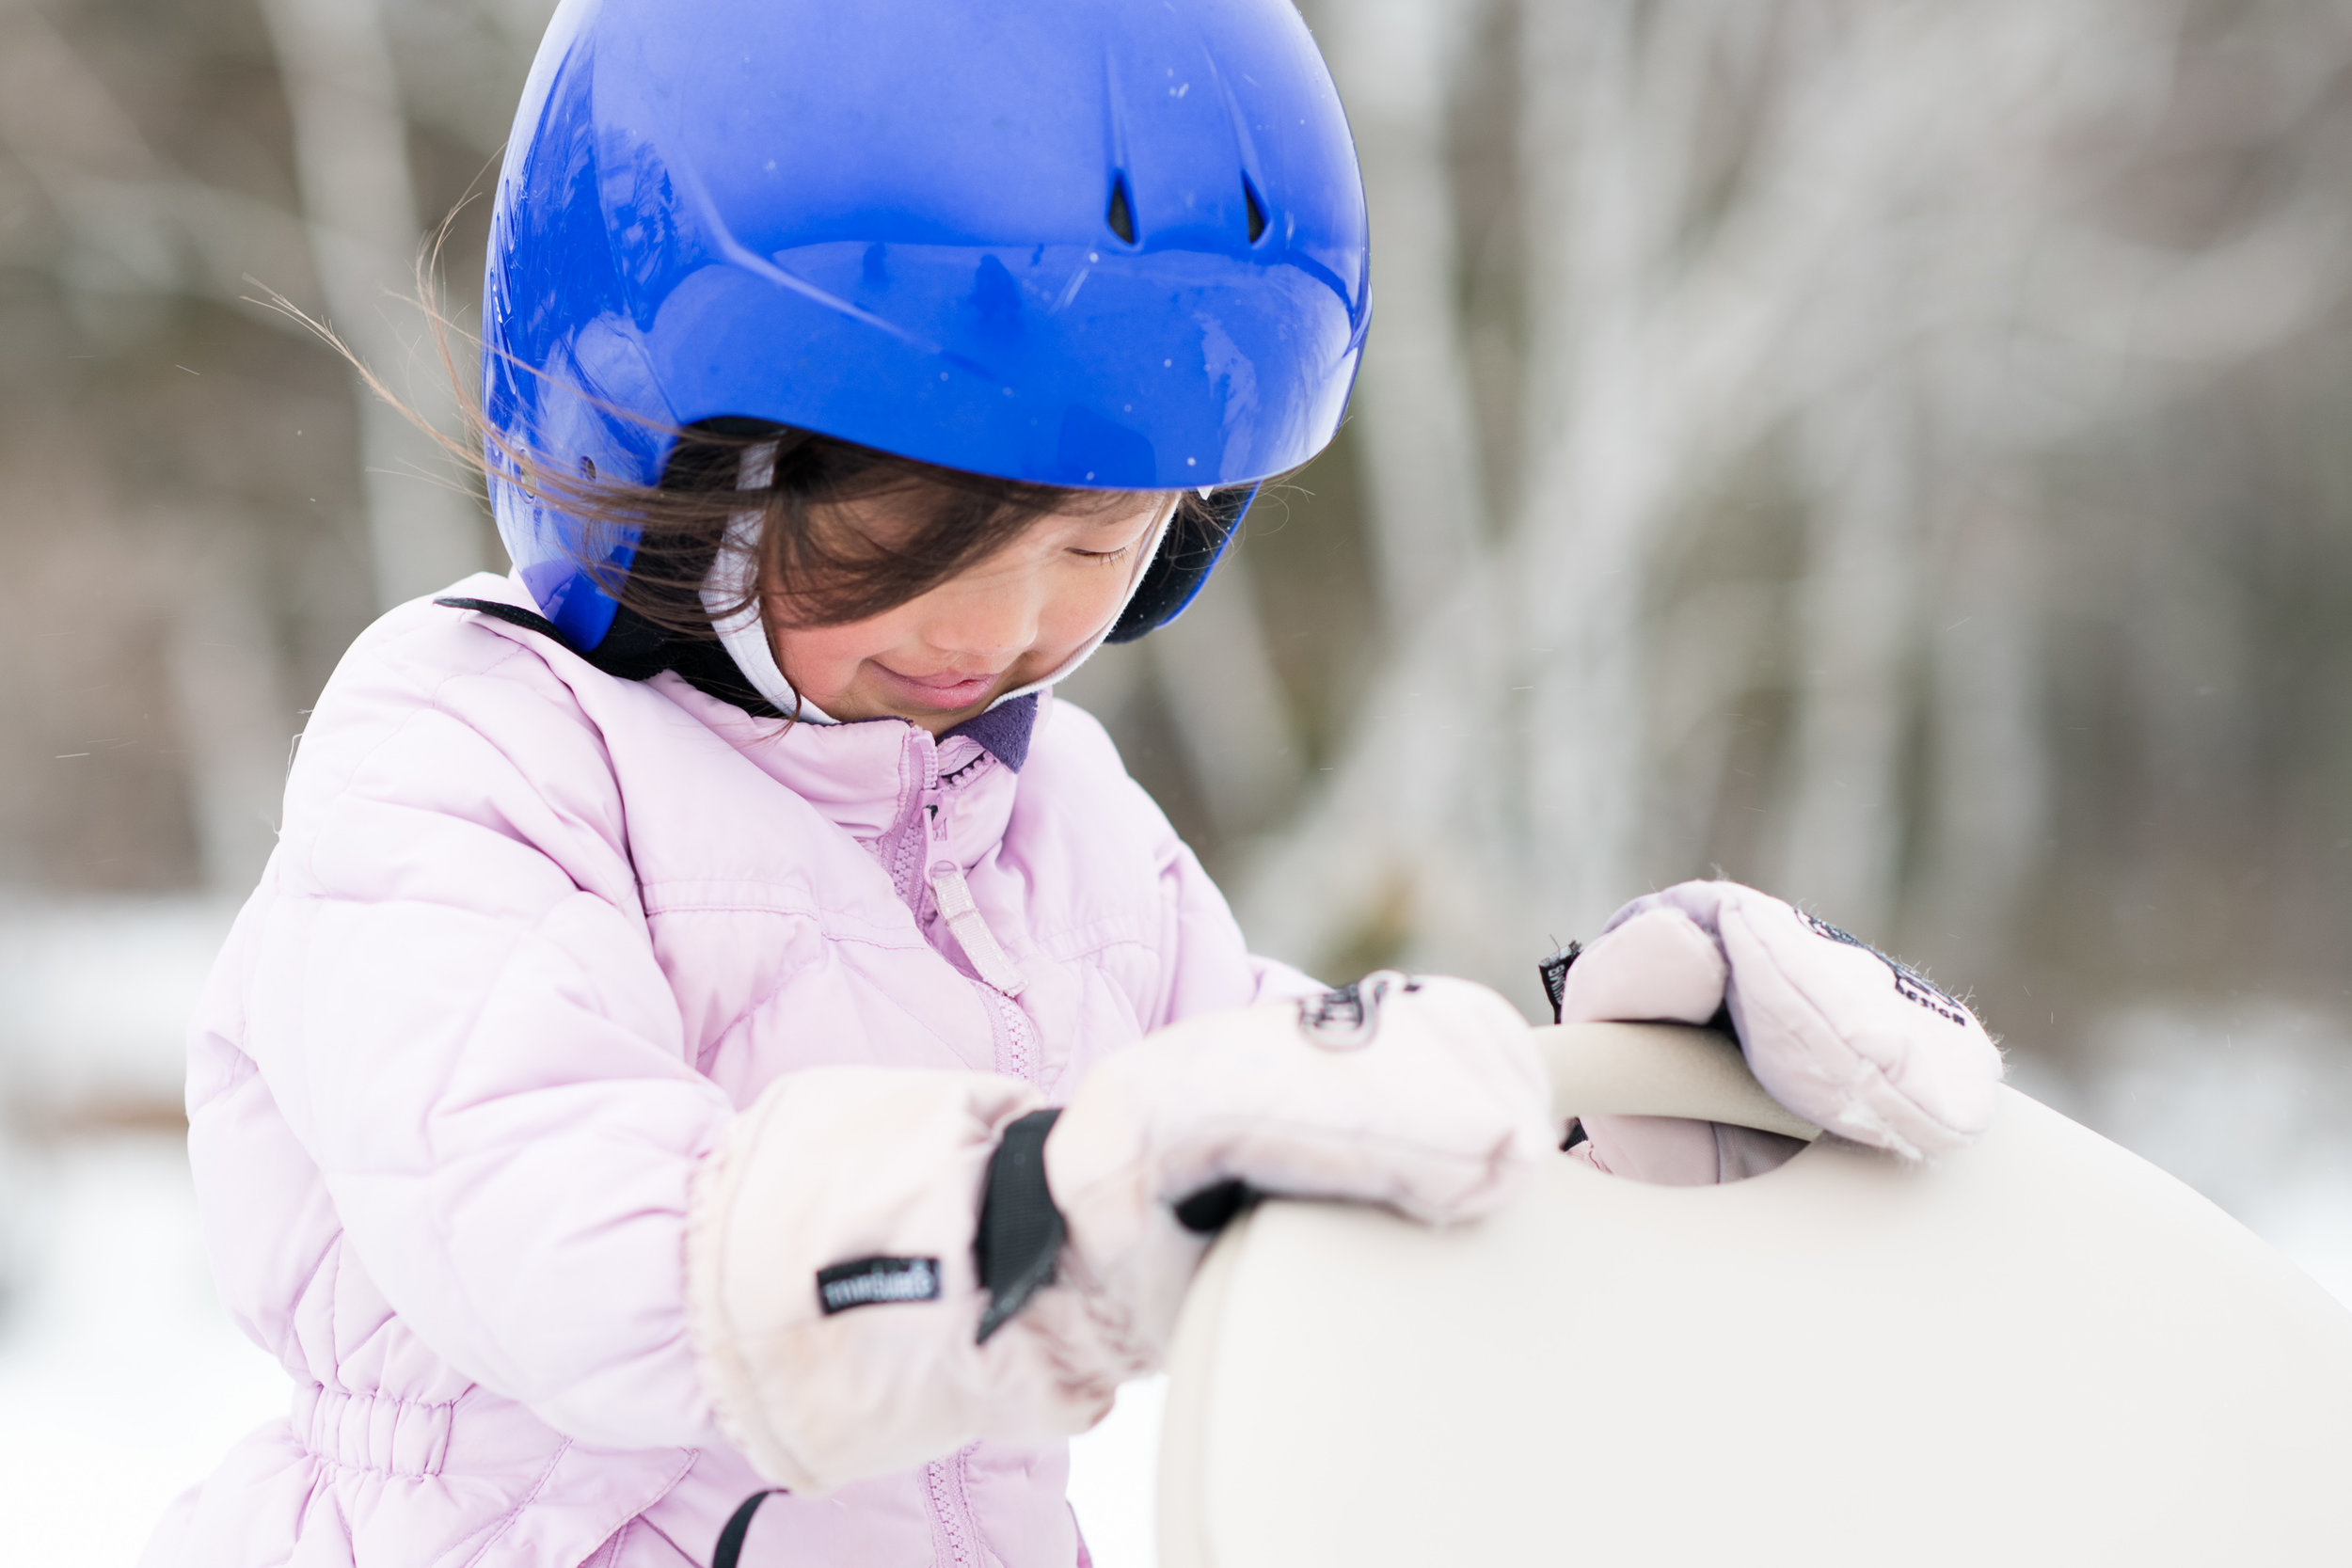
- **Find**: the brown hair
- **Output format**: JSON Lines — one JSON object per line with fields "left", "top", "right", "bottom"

{"left": 615, "top": 418, "right": 1161, "bottom": 640}
{"left": 267, "top": 261, "right": 1213, "bottom": 646}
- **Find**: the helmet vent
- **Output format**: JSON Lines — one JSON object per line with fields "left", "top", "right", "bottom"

{"left": 1106, "top": 175, "right": 1137, "bottom": 245}
{"left": 1243, "top": 174, "right": 1267, "bottom": 244}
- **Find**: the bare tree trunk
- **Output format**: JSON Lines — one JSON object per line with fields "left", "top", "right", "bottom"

{"left": 1771, "top": 385, "right": 1922, "bottom": 933}
{"left": 161, "top": 524, "right": 294, "bottom": 894}
{"left": 1511, "top": 0, "right": 1665, "bottom": 933}
{"left": 1149, "top": 550, "right": 1299, "bottom": 841}
{"left": 1234, "top": 558, "right": 1537, "bottom": 997}
{"left": 257, "top": 0, "right": 484, "bottom": 610}
{"left": 1916, "top": 483, "right": 2050, "bottom": 983}
{"left": 1312, "top": 0, "right": 1493, "bottom": 624}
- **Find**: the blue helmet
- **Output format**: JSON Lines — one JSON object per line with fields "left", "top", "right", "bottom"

{"left": 483, "top": 0, "right": 1371, "bottom": 653}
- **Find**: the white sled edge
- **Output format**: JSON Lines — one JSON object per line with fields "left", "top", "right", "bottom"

{"left": 1159, "top": 1020, "right": 1806, "bottom": 1567}
{"left": 1159, "top": 1022, "right": 2352, "bottom": 1567}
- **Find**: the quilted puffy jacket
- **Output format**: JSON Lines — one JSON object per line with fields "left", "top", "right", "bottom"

{"left": 144, "top": 572, "right": 1318, "bottom": 1568}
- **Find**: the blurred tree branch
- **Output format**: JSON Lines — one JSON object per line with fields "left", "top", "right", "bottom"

{"left": 254, "top": 0, "right": 484, "bottom": 607}
{"left": 0, "top": 0, "right": 312, "bottom": 315}
{"left": 1244, "top": 0, "right": 2352, "bottom": 1010}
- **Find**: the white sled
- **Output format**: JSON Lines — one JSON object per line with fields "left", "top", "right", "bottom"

{"left": 1160, "top": 1022, "right": 2352, "bottom": 1565}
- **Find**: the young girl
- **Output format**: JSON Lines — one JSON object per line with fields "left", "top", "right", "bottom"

{"left": 148, "top": 2, "right": 2001, "bottom": 1565}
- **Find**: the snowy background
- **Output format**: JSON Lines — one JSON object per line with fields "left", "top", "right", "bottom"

{"left": 8, "top": 0, "right": 2352, "bottom": 1561}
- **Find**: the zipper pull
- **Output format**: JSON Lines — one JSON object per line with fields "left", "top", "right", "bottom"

{"left": 929, "top": 859, "right": 1026, "bottom": 996}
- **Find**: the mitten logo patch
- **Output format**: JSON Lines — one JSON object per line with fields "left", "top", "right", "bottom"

{"left": 1797, "top": 911, "right": 1971, "bottom": 1027}
{"left": 1299, "top": 969, "right": 1420, "bottom": 1050}
{"left": 817, "top": 1256, "right": 943, "bottom": 1315}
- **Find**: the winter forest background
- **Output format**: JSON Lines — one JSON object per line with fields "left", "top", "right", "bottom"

{"left": 7, "top": 0, "right": 2352, "bottom": 1559}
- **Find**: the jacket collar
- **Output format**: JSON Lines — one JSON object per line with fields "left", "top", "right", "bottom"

{"left": 944, "top": 694, "right": 1038, "bottom": 772}
{"left": 647, "top": 669, "right": 1038, "bottom": 846}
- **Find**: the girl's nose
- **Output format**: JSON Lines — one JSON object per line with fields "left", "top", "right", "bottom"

{"left": 925, "top": 564, "right": 1046, "bottom": 661}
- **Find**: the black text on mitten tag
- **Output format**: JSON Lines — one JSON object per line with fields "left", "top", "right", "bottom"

{"left": 1797, "top": 911, "right": 1971, "bottom": 1027}
{"left": 1537, "top": 941, "right": 1582, "bottom": 1024}
{"left": 816, "top": 1256, "right": 943, "bottom": 1315}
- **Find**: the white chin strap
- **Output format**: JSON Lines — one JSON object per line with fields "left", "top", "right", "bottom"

{"left": 701, "top": 440, "right": 822, "bottom": 719}
{"left": 699, "top": 440, "right": 1177, "bottom": 723}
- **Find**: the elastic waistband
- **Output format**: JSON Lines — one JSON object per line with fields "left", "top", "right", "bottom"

{"left": 293, "top": 1382, "right": 456, "bottom": 1477}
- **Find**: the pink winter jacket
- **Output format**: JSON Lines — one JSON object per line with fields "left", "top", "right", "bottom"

{"left": 147, "top": 574, "right": 1318, "bottom": 1568}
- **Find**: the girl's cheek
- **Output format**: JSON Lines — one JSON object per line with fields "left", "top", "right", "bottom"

{"left": 1057, "top": 558, "right": 1139, "bottom": 637}
{"left": 772, "top": 625, "right": 877, "bottom": 704}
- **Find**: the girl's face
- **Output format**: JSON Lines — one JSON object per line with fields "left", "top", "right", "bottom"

{"left": 766, "top": 493, "right": 1171, "bottom": 733}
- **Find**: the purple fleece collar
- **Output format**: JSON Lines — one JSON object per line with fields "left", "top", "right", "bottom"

{"left": 943, "top": 694, "right": 1039, "bottom": 772}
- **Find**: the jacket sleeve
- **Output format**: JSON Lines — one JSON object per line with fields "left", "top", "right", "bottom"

{"left": 1034, "top": 696, "right": 1325, "bottom": 1024}
{"left": 242, "top": 612, "right": 737, "bottom": 1450}
{"left": 1151, "top": 836, "right": 1327, "bottom": 1026}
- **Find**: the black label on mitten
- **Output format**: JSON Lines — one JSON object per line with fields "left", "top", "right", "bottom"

{"left": 1797, "top": 911, "right": 1971, "bottom": 1027}
{"left": 1537, "top": 941, "right": 1583, "bottom": 1025}
{"left": 815, "top": 1256, "right": 943, "bottom": 1315}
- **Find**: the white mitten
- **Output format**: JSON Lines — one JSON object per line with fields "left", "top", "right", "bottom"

{"left": 1554, "top": 880, "right": 2002, "bottom": 1160}
{"left": 687, "top": 974, "right": 1549, "bottom": 1497}
{"left": 1034, "top": 972, "right": 1549, "bottom": 1380}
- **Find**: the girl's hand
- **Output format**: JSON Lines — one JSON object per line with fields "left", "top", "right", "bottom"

{"left": 685, "top": 974, "right": 1549, "bottom": 1495}
{"left": 1556, "top": 880, "right": 2002, "bottom": 1161}
{"left": 1031, "top": 974, "right": 1551, "bottom": 1376}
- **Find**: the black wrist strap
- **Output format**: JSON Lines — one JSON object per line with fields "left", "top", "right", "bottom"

{"left": 975, "top": 1108, "right": 1066, "bottom": 1343}
{"left": 712, "top": 1488, "right": 784, "bottom": 1568}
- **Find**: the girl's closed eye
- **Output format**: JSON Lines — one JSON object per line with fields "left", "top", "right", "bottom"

{"left": 1061, "top": 512, "right": 1158, "bottom": 565}
{"left": 764, "top": 493, "right": 1173, "bottom": 729}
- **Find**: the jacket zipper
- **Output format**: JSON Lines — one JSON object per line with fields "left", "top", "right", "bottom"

{"left": 924, "top": 1446, "right": 988, "bottom": 1568}
{"left": 882, "top": 728, "right": 943, "bottom": 911}
{"left": 885, "top": 734, "right": 1033, "bottom": 1563}
{"left": 930, "top": 857, "right": 1026, "bottom": 995}
{"left": 889, "top": 731, "right": 1041, "bottom": 1082}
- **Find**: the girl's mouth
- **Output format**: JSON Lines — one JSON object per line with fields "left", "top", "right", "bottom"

{"left": 871, "top": 664, "right": 1002, "bottom": 710}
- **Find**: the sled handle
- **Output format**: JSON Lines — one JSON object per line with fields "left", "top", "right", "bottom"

{"left": 1534, "top": 1022, "right": 1821, "bottom": 1144}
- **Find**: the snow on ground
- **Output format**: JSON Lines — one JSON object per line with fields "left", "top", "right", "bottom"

{"left": 0, "top": 900, "right": 234, "bottom": 1113}
{"left": 0, "top": 1135, "right": 286, "bottom": 1567}
{"left": 2018, "top": 1001, "right": 2352, "bottom": 1306}
{"left": 1070, "top": 1376, "right": 1169, "bottom": 1568}
{"left": 5, "top": 998, "right": 2352, "bottom": 1565}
